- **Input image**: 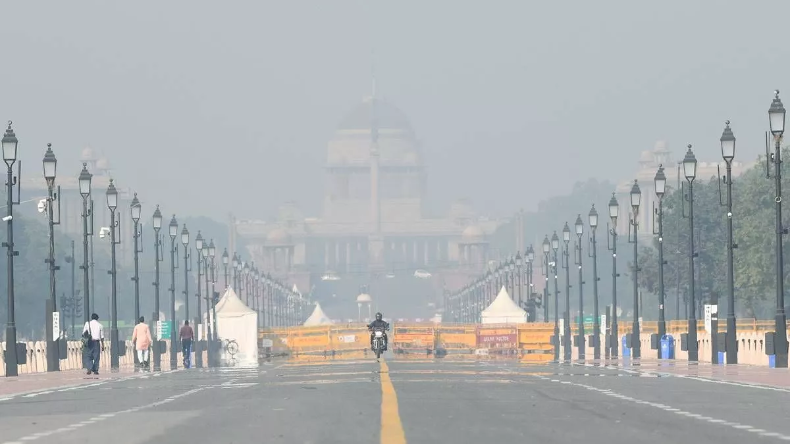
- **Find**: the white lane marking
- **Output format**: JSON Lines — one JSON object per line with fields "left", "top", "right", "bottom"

{"left": 4, "top": 386, "right": 208, "bottom": 443}
{"left": 532, "top": 374, "right": 790, "bottom": 440}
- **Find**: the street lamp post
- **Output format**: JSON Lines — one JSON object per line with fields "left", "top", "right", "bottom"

{"left": 588, "top": 205, "right": 601, "bottom": 360}
{"left": 542, "top": 240, "right": 550, "bottom": 322}
{"left": 515, "top": 252, "right": 523, "bottom": 307}
{"left": 2, "top": 123, "right": 19, "bottom": 377}
{"left": 768, "top": 92, "right": 788, "bottom": 368}
{"left": 683, "top": 145, "right": 699, "bottom": 362}
{"left": 43, "top": 144, "right": 61, "bottom": 372}
{"left": 628, "top": 180, "right": 642, "bottom": 359}
{"left": 222, "top": 248, "right": 229, "bottom": 288}
{"left": 550, "top": 233, "right": 560, "bottom": 362}
{"left": 201, "top": 245, "right": 212, "bottom": 366}
{"left": 194, "top": 231, "right": 204, "bottom": 368}
{"left": 574, "top": 215, "right": 585, "bottom": 360}
{"left": 78, "top": 164, "right": 92, "bottom": 325}
{"left": 527, "top": 246, "right": 535, "bottom": 318}
{"left": 106, "top": 179, "right": 121, "bottom": 371}
{"left": 168, "top": 215, "right": 179, "bottom": 370}
{"left": 209, "top": 240, "right": 219, "bottom": 365}
{"left": 720, "top": 120, "right": 738, "bottom": 364}
{"left": 152, "top": 206, "right": 163, "bottom": 371}
{"left": 562, "top": 223, "right": 572, "bottom": 362}
{"left": 180, "top": 225, "right": 190, "bottom": 367}
{"left": 608, "top": 193, "right": 620, "bottom": 358}
{"left": 654, "top": 166, "right": 667, "bottom": 359}
{"left": 130, "top": 194, "right": 142, "bottom": 369}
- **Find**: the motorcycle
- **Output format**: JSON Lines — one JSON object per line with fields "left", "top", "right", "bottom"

{"left": 371, "top": 328, "right": 386, "bottom": 359}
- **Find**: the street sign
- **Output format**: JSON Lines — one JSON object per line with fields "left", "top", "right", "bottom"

{"left": 601, "top": 314, "right": 607, "bottom": 335}
{"left": 156, "top": 321, "right": 172, "bottom": 340}
{"left": 52, "top": 312, "right": 60, "bottom": 341}
{"left": 704, "top": 305, "right": 717, "bottom": 333}
{"left": 261, "top": 339, "right": 273, "bottom": 347}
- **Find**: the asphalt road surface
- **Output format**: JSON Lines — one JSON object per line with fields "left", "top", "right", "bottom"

{"left": 1, "top": 357, "right": 789, "bottom": 444}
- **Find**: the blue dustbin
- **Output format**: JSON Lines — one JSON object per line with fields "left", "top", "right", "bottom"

{"left": 660, "top": 335, "right": 675, "bottom": 359}
{"left": 621, "top": 335, "right": 631, "bottom": 357}
{"left": 769, "top": 354, "right": 776, "bottom": 368}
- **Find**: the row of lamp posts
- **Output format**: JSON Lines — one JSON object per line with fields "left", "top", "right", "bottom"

{"left": 446, "top": 91, "right": 789, "bottom": 367}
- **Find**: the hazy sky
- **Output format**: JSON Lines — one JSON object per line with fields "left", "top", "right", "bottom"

{"left": 2, "top": 1, "right": 787, "bottom": 221}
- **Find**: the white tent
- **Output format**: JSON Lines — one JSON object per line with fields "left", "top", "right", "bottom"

{"left": 303, "top": 302, "right": 333, "bottom": 326}
{"left": 481, "top": 286, "right": 527, "bottom": 324}
{"left": 213, "top": 287, "right": 258, "bottom": 366}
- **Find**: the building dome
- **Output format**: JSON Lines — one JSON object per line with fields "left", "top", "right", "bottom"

{"left": 654, "top": 140, "right": 669, "bottom": 152}
{"left": 337, "top": 97, "right": 413, "bottom": 132}
{"left": 96, "top": 157, "right": 110, "bottom": 170}
{"left": 266, "top": 228, "right": 292, "bottom": 246}
{"left": 356, "top": 293, "right": 372, "bottom": 303}
{"left": 81, "top": 146, "right": 96, "bottom": 161}
{"left": 639, "top": 150, "right": 654, "bottom": 163}
{"left": 461, "top": 225, "right": 486, "bottom": 243}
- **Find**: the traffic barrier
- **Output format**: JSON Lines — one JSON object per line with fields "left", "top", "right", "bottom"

{"left": 392, "top": 325, "right": 435, "bottom": 355}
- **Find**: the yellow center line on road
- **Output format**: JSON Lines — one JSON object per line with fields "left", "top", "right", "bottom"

{"left": 379, "top": 360, "right": 407, "bottom": 444}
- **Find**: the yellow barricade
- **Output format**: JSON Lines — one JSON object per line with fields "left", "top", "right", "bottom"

{"left": 392, "top": 324, "right": 435, "bottom": 354}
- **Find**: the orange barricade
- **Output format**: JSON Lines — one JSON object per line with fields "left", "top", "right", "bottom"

{"left": 392, "top": 324, "right": 435, "bottom": 355}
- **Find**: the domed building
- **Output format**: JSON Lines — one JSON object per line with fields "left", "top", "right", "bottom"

{"left": 233, "top": 90, "right": 501, "bottom": 316}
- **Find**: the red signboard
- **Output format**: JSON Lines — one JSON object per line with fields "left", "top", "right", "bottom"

{"left": 476, "top": 328, "right": 518, "bottom": 348}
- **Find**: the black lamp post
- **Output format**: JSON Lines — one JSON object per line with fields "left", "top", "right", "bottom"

{"left": 720, "top": 120, "right": 738, "bottom": 364}
{"left": 526, "top": 245, "right": 535, "bottom": 315}
{"left": 168, "top": 214, "right": 178, "bottom": 370}
{"left": 106, "top": 179, "right": 121, "bottom": 371}
{"left": 683, "top": 145, "right": 699, "bottom": 362}
{"left": 562, "top": 223, "right": 572, "bottom": 361}
{"left": 243, "top": 261, "right": 250, "bottom": 305}
{"left": 195, "top": 231, "right": 204, "bottom": 368}
{"left": 152, "top": 206, "right": 163, "bottom": 371}
{"left": 654, "top": 166, "right": 667, "bottom": 359}
{"left": 180, "top": 225, "right": 190, "bottom": 367}
{"left": 209, "top": 239, "right": 218, "bottom": 343}
{"left": 130, "top": 193, "right": 142, "bottom": 369}
{"left": 628, "top": 180, "right": 642, "bottom": 359}
{"left": 542, "top": 238, "right": 550, "bottom": 322}
{"left": 608, "top": 193, "right": 620, "bottom": 358}
{"left": 78, "top": 163, "right": 92, "bottom": 325}
{"left": 768, "top": 91, "right": 788, "bottom": 368}
{"left": 222, "top": 248, "right": 229, "bottom": 288}
{"left": 515, "top": 252, "right": 523, "bottom": 307}
{"left": 201, "top": 244, "right": 212, "bottom": 366}
{"left": 588, "top": 204, "right": 601, "bottom": 360}
{"left": 43, "top": 144, "right": 60, "bottom": 372}
{"left": 574, "top": 215, "right": 585, "bottom": 360}
{"left": 3, "top": 122, "right": 19, "bottom": 377}
{"left": 550, "top": 233, "right": 560, "bottom": 361}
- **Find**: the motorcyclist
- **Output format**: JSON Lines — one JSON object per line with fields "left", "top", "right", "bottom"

{"left": 367, "top": 312, "right": 390, "bottom": 351}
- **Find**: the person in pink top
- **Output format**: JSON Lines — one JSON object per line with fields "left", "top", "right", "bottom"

{"left": 131, "top": 316, "right": 152, "bottom": 370}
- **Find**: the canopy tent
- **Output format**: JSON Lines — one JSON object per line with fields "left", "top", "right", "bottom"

{"left": 481, "top": 286, "right": 527, "bottom": 324}
{"left": 212, "top": 287, "right": 258, "bottom": 366}
{"left": 303, "top": 302, "right": 333, "bottom": 326}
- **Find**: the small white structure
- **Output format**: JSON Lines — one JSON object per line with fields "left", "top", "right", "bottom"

{"left": 303, "top": 302, "right": 334, "bottom": 326}
{"left": 356, "top": 293, "right": 372, "bottom": 322}
{"left": 481, "top": 286, "right": 527, "bottom": 324}
{"left": 213, "top": 287, "right": 259, "bottom": 367}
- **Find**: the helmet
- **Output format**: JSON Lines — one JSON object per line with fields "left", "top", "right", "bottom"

{"left": 375, "top": 312, "right": 382, "bottom": 321}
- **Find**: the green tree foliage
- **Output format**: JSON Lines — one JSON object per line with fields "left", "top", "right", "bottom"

{"left": 638, "top": 149, "right": 790, "bottom": 319}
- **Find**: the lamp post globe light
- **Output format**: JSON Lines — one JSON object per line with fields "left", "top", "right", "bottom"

{"left": 574, "top": 214, "right": 585, "bottom": 360}
{"left": 608, "top": 192, "right": 620, "bottom": 358}
{"left": 151, "top": 205, "right": 164, "bottom": 371}
{"left": 627, "top": 180, "right": 642, "bottom": 359}
{"left": 589, "top": 204, "right": 601, "bottom": 360}
{"left": 561, "top": 222, "right": 572, "bottom": 362}
{"left": 106, "top": 179, "right": 121, "bottom": 371}
{"left": 42, "top": 144, "right": 61, "bottom": 372}
{"left": 168, "top": 215, "right": 178, "bottom": 370}
{"left": 653, "top": 166, "right": 668, "bottom": 360}
{"left": 682, "top": 145, "right": 699, "bottom": 362}
{"left": 767, "top": 91, "right": 789, "bottom": 368}
{"left": 550, "top": 232, "right": 560, "bottom": 361}
{"left": 720, "top": 121, "right": 738, "bottom": 364}
{"left": 78, "top": 163, "right": 92, "bottom": 326}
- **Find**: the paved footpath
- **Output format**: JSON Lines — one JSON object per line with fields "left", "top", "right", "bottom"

{"left": 0, "top": 369, "right": 171, "bottom": 399}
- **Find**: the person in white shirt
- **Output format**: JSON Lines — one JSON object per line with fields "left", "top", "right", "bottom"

{"left": 82, "top": 313, "right": 105, "bottom": 375}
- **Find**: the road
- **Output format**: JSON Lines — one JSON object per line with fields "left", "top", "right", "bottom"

{"left": 1, "top": 357, "right": 790, "bottom": 443}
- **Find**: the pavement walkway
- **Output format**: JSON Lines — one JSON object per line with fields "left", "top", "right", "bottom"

{"left": 0, "top": 369, "right": 140, "bottom": 397}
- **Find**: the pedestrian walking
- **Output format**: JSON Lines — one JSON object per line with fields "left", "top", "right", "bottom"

{"left": 82, "top": 313, "right": 104, "bottom": 375}
{"left": 131, "top": 316, "right": 152, "bottom": 370}
{"left": 179, "top": 320, "right": 194, "bottom": 369}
